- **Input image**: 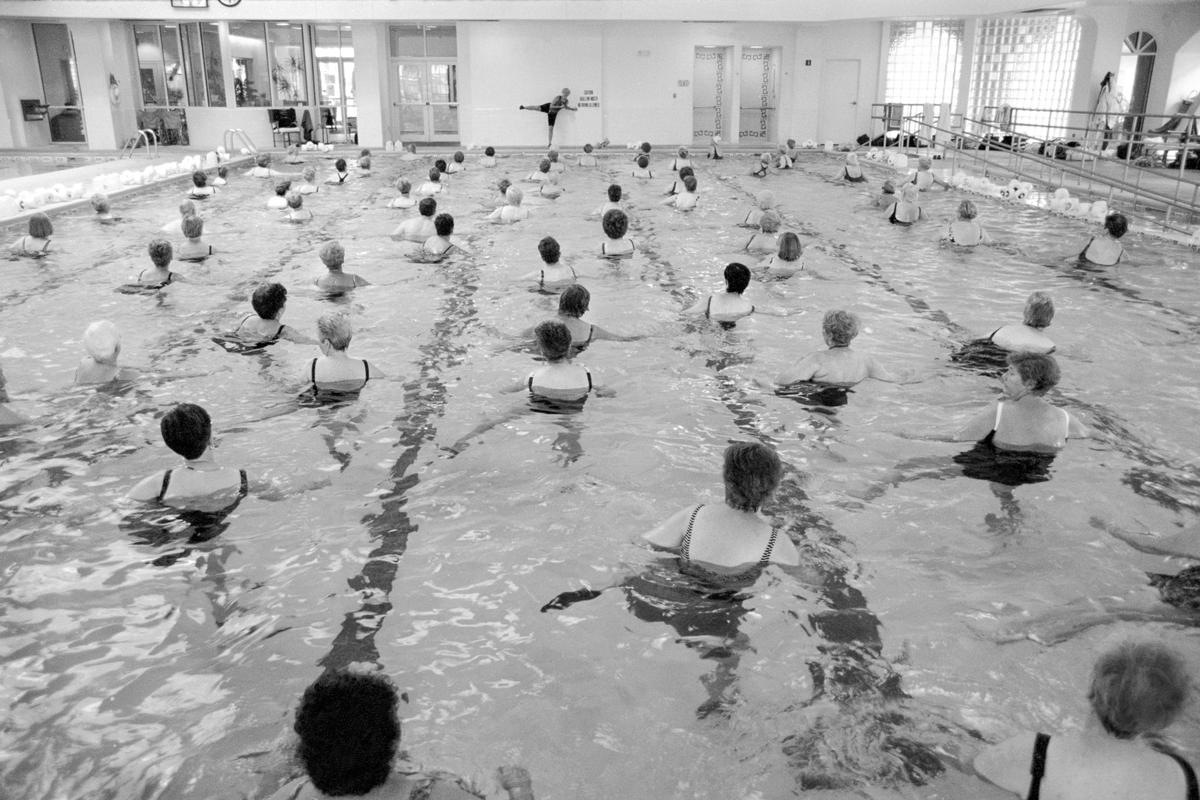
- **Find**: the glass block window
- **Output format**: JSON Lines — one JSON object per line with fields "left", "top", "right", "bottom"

{"left": 968, "top": 14, "right": 1081, "bottom": 136}
{"left": 885, "top": 20, "right": 964, "bottom": 105}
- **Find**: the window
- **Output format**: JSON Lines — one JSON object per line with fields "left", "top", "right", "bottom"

{"left": 968, "top": 14, "right": 1081, "bottom": 136}
{"left": 177, "top": 22, "right": 226, "bottom": 107}
{"left": 229, "top": 21, "right": 271, "bottom": 106}
{"left": 134, "top": 24, "right": 188, "bottom": 105}
{"left": 33, "top": 22, "right": 85, "bottom": 143}
{"left": 268, "top": 23, "right": 308, "bottom": 105}
{"left": 885, "top": 20, "right": 964, "bottom": 106}
{"left": 389, "top": 24, "right": 457, "bottom": 58}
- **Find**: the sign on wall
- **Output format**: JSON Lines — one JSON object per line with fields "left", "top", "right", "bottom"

{"left": 578, "top": 89, "right": 599, "bottom": 108}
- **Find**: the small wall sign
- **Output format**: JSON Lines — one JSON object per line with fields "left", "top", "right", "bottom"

{"left": 578, "top": 89, "right": 599, "bottom": 109}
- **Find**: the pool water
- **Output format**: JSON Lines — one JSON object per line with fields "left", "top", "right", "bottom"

{"left": 1, "top": 150, "right": 1199, "bottom": 799}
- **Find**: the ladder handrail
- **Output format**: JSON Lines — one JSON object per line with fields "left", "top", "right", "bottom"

{"left": 120, "top": 128, "right": 158, "bottom": 159}
{"left": 222, "top": 128, "right": 258, "bottom": 155}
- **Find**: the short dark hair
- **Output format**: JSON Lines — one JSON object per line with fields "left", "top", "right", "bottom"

{"left": 538, "top": 236, "right": 561, "bottom": 264}
{"left": 602, "top": 209, "right": 628, "bottom": 239}
{"left": 535, "top": 320, "right": 573, "bottom": 361}
{"left": 428, "top": 167, "right": 442, "bottom": 182}
{"left": 777, "top": 232, "right": 802, "bottom": 262}
{"left": 639, "top": 142, "right": 651, "bottom": 153}
{"left": 434, "top": 159, "right": 448, "bottom": 173}
{"left": 334, "top": 158, "right": 347, "bottom": 171}
{"left": 294, "top": 671, "right": 401, "bottom": 796}
{"left": 453, "top": 150, "right": 465, "bottom": 162}
{"left": 433, "top": 213, "right": 454, "bottom": 237}
{"left": 252, "top": 282, "right": 287, "bottom": 320}
{"left": 161, "top": 403, "right": 212, "bottom": 460}
{"left": 1008, "top": 351, "right": 1060, "bottom": 394}
{"left": 539, "top": 159, "right": 552, "bottom": 173}
{"left": 1105, "top": 212, "right": 1129, "bottom": 239}
{"left": 723, "top": 442, "right": 782, "bottom": 511}
{"left": 274, "top": 180, "right": 291, "bottom": 197}
{"left": 636, "top": 155, "right": 649, "bottom": 169}
{"left": 682, "top": 175, "right": 697, "bottom": 193}
{"left": 192, "top": 170, "right": 207, "bottom": 188}
{"left": 484, "top": 146, "right": 495, "bottom": 156}
{"left": 29, "top": 213, "right": 53, "bottom": 238}
{"left": 558, "top": 284, "right": 590, "bottom": 317}
{"left": 607, "top": 184, "right": 621, "bottom": 202}
{"left": 724, "top": 262, "right": 751, "bottom": 294}
{"left": 497, "top": 178, "right": 512, "bottom": 195}
{"left": 679, "top": 166, "right": 695, "bottom": 179}
{"left": 418, "top": 197, "right": 437, "bottom": 217}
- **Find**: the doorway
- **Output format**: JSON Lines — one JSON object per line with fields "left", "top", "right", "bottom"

{"left": 820, "top": 59, "right": 861, "bottom": 144}
{"left": 388, "top": 24, "right": 458, "bottom": 143}
{"left": 1117, "top": 31, "right": 1155, "bottom": 135}
{"left": 739, "top": 47, "right": 779, "bottom": 143}
{"left": 693, "top": 46, "right": 730, "bottom": 143}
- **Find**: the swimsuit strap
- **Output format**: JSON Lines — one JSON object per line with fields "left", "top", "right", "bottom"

{"left": 586, "top": 371, "right": 593, "bottom": 391}
{"left": 539, "top": 269, "right": 544, "bottom": 288}
{"left": 1164, "top": 752, "right": 1200, "bottom": 800}
{"left": 705, "top": 295, "right": 712, "bottom": 319}
{"left": 238, "top": 469, "right": 249, "bottom": 498}
{"left": 758, "top": 528, "right": 780, "bottom": 566}
{"left": 362, "top": 360, "right": 370, "bottom": 382}
{"left": 1026, "top": 732, "right": 1051, "bottom": 800}
{"left": 586, "top": 325, "right": 594, "bottom": 345}
{"left": 680, "top": 504, "right": 705, "bottom": 560}
{"left": 156, "top": 469, "right": 174, "bottom": 503}
{"left": 527, "top": 375, "right": 534, "bottom": 391}
{"left": 1079, "top": 237, "right": 1095, "bottom": 260}
{"left": 40, "top": 238, "right": 50, "bottom": 252}
{"left": 272, "top": 325, "right": 285, "bottom": 341}
{"left": 310, "top": 358, "right": 318, "bottom": 390}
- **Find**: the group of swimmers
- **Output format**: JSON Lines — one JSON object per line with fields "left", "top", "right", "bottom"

{"left": 1, "top": 134, "right": 1189, "bottom": 800}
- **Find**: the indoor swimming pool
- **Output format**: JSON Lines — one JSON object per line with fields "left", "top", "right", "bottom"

{"left": 1, "top": 148, "right": 1198, "bottom": 799}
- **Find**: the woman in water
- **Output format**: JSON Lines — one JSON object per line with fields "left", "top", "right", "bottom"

{"left": 522, "top": 236, "right": 577, "bottom": 292}
{"left": 1078, "top": 212, "right": 1128, "bottom": 265}
{"left": 953, "top": 352, "right": 1087, "bottom": 451}
{"left": 774, "top": 310, "right": 903, "bottom": 386}
{"left": 759, "top": 232, "right": 805, "bottom": 279}
{"left": 946, "top": 200, "right": 991, "bottom": 246}
{"left": 976, "top": 641, "right": 1195, "bottom": 800}
{"left": 534, "top": 284, "right": 634, "bottom": 355}
{"left": 599, "top": 209, "right": 636, "bottom": 257}
{"left": 885, "top": 184, "right": 922, "bottom": 225}
{"left": 684, "top": 262, "right": 755, "bottom": 330}
{"left": 986, "top": 291, "right": 1056, "bottom": 354}
{"left": 305, "top": 312, "right": 378, "bottom": 394}
{"left": 643, "top": 441, "right": 801, "bottom": 571}
{"left": 269, "top": 669, "right": 535, "bottom": 800}
{"left": 136, "top": 239, "right": 180, "bottom": 287}
{"left": 487, "top": 186, "right": 530, "bottom": 225}
{"left": 233, "top": 283, "right": 316, "bottom": 346}
{"left": 9, "top": 212, "right": 53, "bottom": 257}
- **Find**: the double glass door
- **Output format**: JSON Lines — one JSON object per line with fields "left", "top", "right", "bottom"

{"left": 391, "top": 61, "right": 457, "bottom": 142}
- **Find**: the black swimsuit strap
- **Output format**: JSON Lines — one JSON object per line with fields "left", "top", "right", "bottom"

{"left": 1027, "top": 732, "right": 1051, "bottom": 800}
{"left": 1164, "top": 752, "right": 1200, "bottom": 800}
{"left": 758, "top": 528, "right": 779, "bottom": 566}
{"left": 238, "top": 469, "right": 249, "bottom": 498}
{"left": 680, "top": 504, "right": 705, "bottom": 560}
{"left": 310, "top": 358, "right": 318, "bottom": 390}
{"left": 362, "top": 360, "right": 370, "bottom": 381}
{"left": 586, "top": 371, "right": 593, "bottom": 391}
{"left": 156, "top": 469, "right": 174, "bottom": 503}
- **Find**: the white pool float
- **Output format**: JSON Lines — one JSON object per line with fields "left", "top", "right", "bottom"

{"left": 1089, "top": 200, "right": 1109, "bottom": 221}
{"left": 0, "top": 196, "right": 19, "bottom": 218}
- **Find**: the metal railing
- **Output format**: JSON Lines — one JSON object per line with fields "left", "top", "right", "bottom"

{"left": 222, "top": 128, "right": 258, "bottom": 155}
{"left": 120, "top": 128, "right": 159, "bottom": 159}
{"left": 869, "top": 103, "right": 1200, "bottom": 231}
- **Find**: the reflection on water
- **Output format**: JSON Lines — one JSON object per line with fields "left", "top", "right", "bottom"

{"left": 2, "top": 151, "right": 1200, "bottom": 798}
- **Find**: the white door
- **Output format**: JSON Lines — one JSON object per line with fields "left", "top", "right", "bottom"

{"left": 693, "top": 46, "right": 730, "bottom": 143}
{"left": 739, "top": 48, "right": 779, "bottom": 143}
{"left": 391, "top": 61, "right": 458, "bottom": 143}
{"left": 819, "top": 59, "right": 861, "bottom": 144}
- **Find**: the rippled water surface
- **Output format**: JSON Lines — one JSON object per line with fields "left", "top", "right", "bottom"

{"left": 2, "top": 150, "right": 1199, "bottom": 799}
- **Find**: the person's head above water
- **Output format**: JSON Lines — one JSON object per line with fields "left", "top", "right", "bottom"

{"left": 320, "top": 241, "right": 345, "bottom": 270}
{"left": 538, "top": 236, "right": 560, "bottom": 265}
{"left": 505, "top": 186, "right": 524, "bottom": 206}
{"left": 274, "top": 180, "right": 291, "bottom": 197}
{"left": 535, "top": 320, "right": 573, "bottom": 361}
{"left": 148, "top": 239, "right": 173, "bottom": 268}
{"left": 558, "top": 284, "right": 590, "bottom": 318}
{"left": 759, "top": 211, "right": 782, "bottom": 233}
{"left": 182, "top": 215, "right": 204, "bottom": 239}
{"left": 602, "top": 209, "right": 628, "bottom": 239}
{"left": 1007, "top": 351, "right": 1060, "bottom": 395}
{"left": 957, "top": 200, "right": 978, "bottom": 221}
{"left": 334, "top": 158, "right": 347, "bottom": 172}
{"left": 293, "top": 669, "right": 401, "bottom": 797}
{"left": 161, "top": 403, "right": 212, "bottom": 460}
{"left": 433, "top": 213, "right": 454, "bottom": 237}
{"left": 723, "top": 262, "right": 751, "bottom": 294}
{"left": 192, "top": 171, "right": 208, "bottom": 188}
{"left": 317, "top": 312, "right": 353, "bottom": 351}
{"left": 1023, "top": 291, "right": 1054, "bottom": 329}
{"left": 83, "top": 320, "right": 121, "bottom": 364}
{"left": 303, "top": 166, "right": 317, "bottom": 182}
{"left": 90, "top": 194, "right": 110, "bottom": 214}
{"left": 723, "top": 441, "right": 782, "bottom": 512}
{"left": 395, "top": 178, "right": 411, "bottom": 195}
{"left": 607, "top": 184, "right": 622, "bottom": 202}
{"left": 900, "top": 184, "right": 920, "bottom": 203}
{"left": 823, "top": 309, "right": 860, "bottom": 347}
{"left": 1105, "top": 212, "right": 1129, "bottom": 239}
{"left": 682, "top": 175, "right": 698, "bottom": 193}
{"left": 418, "top": 197, "right": 437, "bottom": 217}
{"left": 252, "top": 282, "right": 288, "bottom": 320}
{"left": 777, "top": 232, "right": 803, "bottom": 262}
{"left": 636, "top": 155, "right": 649, "bottom": 169}
{"left": 28, "top": 213, "right": 53, "bottom": 239}
{"left": 485, "top": 146, "right": 496, "bottom": 157}
{"left": 1087, "top": 640, "right": 1189, "bottom": 739}
{"left": 538, "top": 159, "right": 551, "bottom": 174}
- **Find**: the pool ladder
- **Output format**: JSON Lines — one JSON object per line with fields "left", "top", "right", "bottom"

{"left": 223, "top": 129, "right": 258, "bottom": 156}
{"left": 120, "top": 128, "right": 159, "bottom": 159}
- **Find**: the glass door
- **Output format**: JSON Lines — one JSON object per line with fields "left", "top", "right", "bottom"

{"left": 693, "top": 46, "right": 729, "bottom": 144}
{"left": 391, "top": 61, "right": 457, "bottom": 142}
{"left": 33, "top": 22, "right": 86, "bottom": 143}
{"left": 739, "top": 47, "right": 779, "bottom": 143}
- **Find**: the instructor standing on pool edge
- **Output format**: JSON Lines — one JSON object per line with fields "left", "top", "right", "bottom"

{"left": 521, "top": 88, "right": 576, "bottom": 148}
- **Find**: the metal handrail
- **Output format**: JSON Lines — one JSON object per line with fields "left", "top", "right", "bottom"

{"left": 120, "top": 128, "right": 159, "bottom": 159}
{"left": 894, "top": 114, "right": 1200, "bottom": 232}
{"left": 222, "top": 128, "right": 258, "bottom": 155}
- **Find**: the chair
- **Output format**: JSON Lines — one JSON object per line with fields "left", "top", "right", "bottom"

{"left": 269, "top": 108, "right": 300, "bottom": 147}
